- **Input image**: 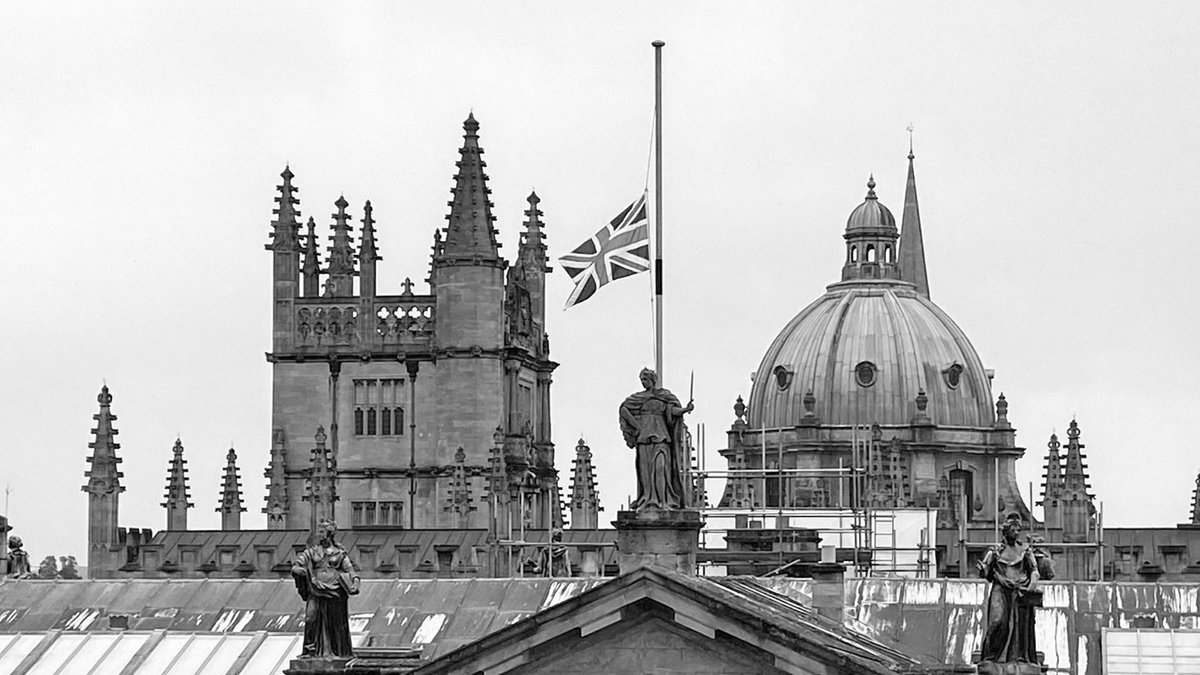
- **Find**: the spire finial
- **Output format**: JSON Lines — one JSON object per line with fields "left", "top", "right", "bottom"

{"left": 866, "top": 174, "right": 877, "bottom": 199}
{"left": 907, "top": 123, "right": 914, "bottom": 160}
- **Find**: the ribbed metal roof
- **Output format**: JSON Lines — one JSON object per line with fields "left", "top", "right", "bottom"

{"left": 749, "top": 280, "right": 995, "bottom": 428}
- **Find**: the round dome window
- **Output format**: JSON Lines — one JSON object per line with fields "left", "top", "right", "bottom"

{"left": 772, "top": 365, "right": 793, "bottom": 390}
{"left": 854, "top": 361, "right": 876, "bottom": 388}
{"left": 944, "top": 364, "right": 963, "bottom": 389}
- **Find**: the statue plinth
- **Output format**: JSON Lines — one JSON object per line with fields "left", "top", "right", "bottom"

{"left": 285, "top": 647, "right": 422, "bottom": 675}
{"left": 284, "top": 657, "right": 353, "bottom": 674}
{"left": 976, "top": 662, "right": 1041, "bottom": 675}
{"left": 614, "top": 509, "right": 702, "bottom": 575}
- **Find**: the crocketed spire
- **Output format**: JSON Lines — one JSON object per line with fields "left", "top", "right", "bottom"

{"left": 162, "top": 439, "right": 192, "bottom": 531}
{"left": 83, "top": 385, "right": 124, "bottom": 497}
{"left": 267, "top": 166, "right": 302, "bottom": 252}
{"left": 898, "top": 149, "right": 930, "bottom": 298}
{"left": 217, "top": 447, "right": 245, "bottom": 531}
{"left": 325, "top": 196, "right": 356, "bottom": 297}
{"left": 1191, "top": 470, "right": 1200, "bottom": 524}
{"left": 303, "top": 427, "right": 338, "bottom": 527}
{"left": 359, "top": 200, "right": 380, "bottom": 264}
{"left": 437, "top": 113, "right": 501, "bottom": 264}
{"left": 1062, "top": 420, "right": 1092, "bottom": 496}
{"left": 358, "top": 200, "right": 380, "bottom": 298}
{"left": 302, "top": 216, "right": 321, "bottom": 298}
{"left": 263, "top": 429, "right": 289, "bottom": 528}
{"left": 83, "top": 384, "right": 125, "bottom": 576}
{"left": 1040, "top": 433, "right": 1064, "bottom": 505}
{"left": 518, "top": 191, "right": 550, "bottom": 274}
{"left": 569, "top": 438, "right": 602, "bottom": 529}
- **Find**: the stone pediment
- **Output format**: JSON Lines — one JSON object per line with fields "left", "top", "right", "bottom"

{"left": 411, "top": 567, "right": 917, "bottom": 675}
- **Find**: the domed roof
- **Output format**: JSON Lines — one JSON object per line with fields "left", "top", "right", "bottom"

{"left": 846, "top": 176, "right": 896, "bottom": 233}
{"left": 748, "top": 281, "right": 995, "bottom": 429}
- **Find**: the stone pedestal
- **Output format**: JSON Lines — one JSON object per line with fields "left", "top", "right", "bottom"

{"left": 284, "top": 657, "right": 352, "bottom": 674}
{"left": 285, "top": 648, "right": 422, "bottom": 675}
{"left": 614, "top": 509, "right": 702, "bottom": 575}
{"left": 976, "top": 662, "right": 1040, "bottom": 675}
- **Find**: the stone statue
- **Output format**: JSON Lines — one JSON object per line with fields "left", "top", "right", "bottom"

{"left": 6, "top": 537, "right": 31, "bottom": 579}
{"left": 975, "top": 514, "right": 1040, "bottom": 673}
{"left": 522, "top": 528, "right": 571, "bottom": 577}
{"left": 619, "top": 368, "right": 694, "bottom": 510}
{"left": 291, "top": 519, "right": 361, "bottom": 658}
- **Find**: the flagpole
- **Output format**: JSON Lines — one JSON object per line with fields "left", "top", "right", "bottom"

{"left": 652, "top": 39, "right": 664, "bottom": 382}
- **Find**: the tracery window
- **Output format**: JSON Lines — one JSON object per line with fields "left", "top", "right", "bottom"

{"left": 351, "top": 500, "right": 404, "bottom": 528}
{"left": 353, "top": 379, "right": 405, "bottom": 436}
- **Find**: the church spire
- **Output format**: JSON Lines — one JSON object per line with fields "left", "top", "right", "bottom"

{"left": 325, "top": 196, "right": 356, "bottom": 297}
{"left": 898, "top": 149, "right": 930, "bottom": 298}
{"left": 217, "top": 447, "right": 245, "bottom": 531}
{"left": 302, "top": 216, "right": 321, "bottom": 298}
{"left": 569, "top": 438, "right": 601, "bottom": 529}
{"left": 161, "top": 439, "right": 192, "bottom": 531}
{"left": 437, "top": 113, "right": 501, "bottom": 264}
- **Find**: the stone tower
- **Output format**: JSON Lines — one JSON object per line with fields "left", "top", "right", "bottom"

{"left": 263, "top": 114, "right": 558, "bottom": 533}
{"left": 82, "top": 385, "right": 125, "bottom": 578}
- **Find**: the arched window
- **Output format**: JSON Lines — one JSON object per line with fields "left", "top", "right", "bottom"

{"left": 885, "top": 245, "right": 893, "bottom": 263}
{"left": 850, "top": 245, "right": 859, "bottom": 263}
{"left": 866, "top": 245, "right": 876, "bottom": 263}
{"left": 949, "top": 469, "right": 974, "bottom": 521}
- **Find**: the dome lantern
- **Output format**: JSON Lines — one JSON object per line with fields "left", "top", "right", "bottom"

{"left": 842, "top": 175, "right": 901, "bottom": 283}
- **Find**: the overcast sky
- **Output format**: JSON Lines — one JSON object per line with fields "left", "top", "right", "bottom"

{"left": 3, "top": 3, "right": 1199, "bottom": 561}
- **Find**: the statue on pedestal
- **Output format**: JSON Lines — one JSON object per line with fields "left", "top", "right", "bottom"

{"left": 619, "top": 368, "right": 693, "bottom": 511}
{"left": 291, "top": 519, "right": 360, "bottom": 659}
{"left": 975, "top": 514, "right": 1040, "bottom": 673}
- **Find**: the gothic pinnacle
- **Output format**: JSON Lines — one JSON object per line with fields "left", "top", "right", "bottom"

{"left": 438, "top": 113, "right": 501, "bottom": 263}
{"left": 268, "top": 166, "right": 302, "bottom": 252}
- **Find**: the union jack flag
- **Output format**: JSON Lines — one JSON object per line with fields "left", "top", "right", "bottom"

{"left": 559, "top": 192, "right": 651, "bottom": 308}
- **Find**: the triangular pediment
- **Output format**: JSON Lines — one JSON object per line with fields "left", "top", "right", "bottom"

{"left": 412, "top": 567, "right": 914, "bottom": 675}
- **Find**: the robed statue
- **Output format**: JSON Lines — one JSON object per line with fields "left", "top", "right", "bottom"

{"left": 976, "top": 514, "right": 1040, "bottom": 670}
{"left": 291, "top": 519, "right": 361, "bottom": 658}
{"left": 619, "top": 368, "right": 694, "bottom": 510}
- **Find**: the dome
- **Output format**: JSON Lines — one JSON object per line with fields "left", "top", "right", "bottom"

{"left": 845, "top": 177, "right": 896, "bottom": 233}
{"left": 748, "top": 281, "right": 995, "bottom": 429}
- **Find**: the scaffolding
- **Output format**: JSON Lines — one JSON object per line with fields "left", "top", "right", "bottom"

{"left": 692, "top": 422, "right": 938, "bottom": 578}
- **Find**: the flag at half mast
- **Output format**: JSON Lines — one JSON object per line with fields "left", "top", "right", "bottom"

{"left": 559, "top": 192, "right": 651, "bottom": 308}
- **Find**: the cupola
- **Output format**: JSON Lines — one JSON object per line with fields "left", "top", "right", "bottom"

{"left": 842, "top": 176, "right": 901, "bottom": 282}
